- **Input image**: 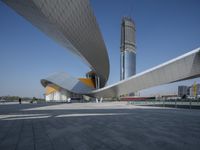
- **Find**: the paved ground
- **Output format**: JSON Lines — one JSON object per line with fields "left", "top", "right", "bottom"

{"left": 0, "top": 102, "right": 200, "bottom": 150}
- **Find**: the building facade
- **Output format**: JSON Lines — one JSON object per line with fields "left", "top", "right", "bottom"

{"left": 178, "top": 84, "right": 200, "bottom": 98}
{"left": 120, "top": 17, "right": 136, "bottom": 80}
{"left": 178, "top": 86, "right": 188, "bottom": 97}
{"left": 4, "top": 1, "right": 200, "bottom": 100}
{"left": 189, "top": 84, "right": 200, "bottom": 97}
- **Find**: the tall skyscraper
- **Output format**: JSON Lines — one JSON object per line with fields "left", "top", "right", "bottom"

{"left": 120, "top": 17, "right": 136, "bottom": 80}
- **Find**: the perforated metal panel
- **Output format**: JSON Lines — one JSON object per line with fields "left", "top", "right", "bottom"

{"left": 3, "top": 0, "right": 109, "bottom": 87}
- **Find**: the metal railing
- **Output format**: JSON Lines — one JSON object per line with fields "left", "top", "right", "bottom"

{"left": 127, "top": 99, "right": 200, "bottom": 109}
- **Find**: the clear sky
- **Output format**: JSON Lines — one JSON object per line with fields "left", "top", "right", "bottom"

{"left": 0, "top": 0, "right": 200, "bottom": 98}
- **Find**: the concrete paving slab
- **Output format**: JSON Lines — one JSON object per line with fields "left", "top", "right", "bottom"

{"left": 0, "top": 102, "right": 200, "bottom": 150}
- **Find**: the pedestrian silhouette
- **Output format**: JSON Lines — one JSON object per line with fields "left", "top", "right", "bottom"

{"left": 19, "top": 98, "right": 21, "bottom": 104}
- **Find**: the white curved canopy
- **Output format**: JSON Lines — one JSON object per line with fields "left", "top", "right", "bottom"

{"left": 40, "top": 48, "right": 200, "bottom": 98}
{"left": 4, "top": 0, "right": 200, "bottom": 98}
{"left": 3, "top": 0, "right": 109, "bottom": 87}
{"left": 41, "top": 72, "right": 94, "bottom": 94}
{"left": 91, "top": 48, "right": 200, "bottom": 97}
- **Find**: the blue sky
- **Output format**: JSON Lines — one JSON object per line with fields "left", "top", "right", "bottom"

{"left": 0, "top": 0, "right": 200, "bottom": 98}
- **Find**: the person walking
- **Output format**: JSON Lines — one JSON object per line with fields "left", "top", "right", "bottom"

{"left": 19, "top": 98, "right": 21, "bottom": 104}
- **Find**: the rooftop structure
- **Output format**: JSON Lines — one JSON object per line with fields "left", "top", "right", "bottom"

{"left": 3, "top": 0, "right": 109, "bottom": 88}
{"left": 3, "top": 0, "right": 200, "bottom": 100}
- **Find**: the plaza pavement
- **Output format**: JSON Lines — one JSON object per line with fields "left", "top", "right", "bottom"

{"left": 0, "top": 102, "right": 200, "bottom": 150}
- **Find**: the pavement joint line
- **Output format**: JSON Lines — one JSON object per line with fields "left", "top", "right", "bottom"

{"left": 14, "top": 119, "right": 24, "bottom": 150}
{"left": 41, "top": 119, "right": 55, "bottom": 150}
{"left": 32, "top": 120, "right": 36, "bottom": 150}
{"left": 0, "top": 120, "right": 15, "bottom": 145}
{"left": 0, "top": 102, "right": 200, "bottom": 150}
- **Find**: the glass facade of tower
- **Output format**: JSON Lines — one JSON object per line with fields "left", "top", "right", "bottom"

{"left": 120, "top": 17, "right": 136, "bottom": 80}
{"left": 121, "top": 51, "right": 136, "bottom": 80}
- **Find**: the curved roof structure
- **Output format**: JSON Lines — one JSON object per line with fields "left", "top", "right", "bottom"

{"left": 41, "top": 72, "right": 94, "bottom": 94}
{"left": 40, "top": 47, "right": 200, "bottom": 98}
{"left": 91, "top": 47, "right": 200, "bottom": 97}
{"left": 4, "top": 0, "right": 200, "bottom": 99}
{"left": 3, "top": 0, "right": 109, "bottom": 87}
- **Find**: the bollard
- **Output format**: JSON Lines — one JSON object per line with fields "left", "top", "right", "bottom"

{"left": 163, "top": 99, "right": 165, "bottom": 107}
{"left": 175, "top": 99, "right": 177, "bottom": 108}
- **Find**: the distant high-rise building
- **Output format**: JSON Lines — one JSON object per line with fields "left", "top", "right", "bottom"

{"left": 189, "top": 83, "right": 200, "bottom": 97}
{"left": 120, "top": 17, "right": 136, "bottom": 80}
{"left": 178, "top": 86, "right": 188, "bottom": 97}
{"left": 178, "top": 83, "right": 200, "bottom": 98}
